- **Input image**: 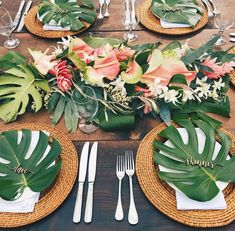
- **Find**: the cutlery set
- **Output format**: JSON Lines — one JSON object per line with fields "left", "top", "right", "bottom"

{"left": 230, "top": 33, "right": 235, "bottom": 43}
{"left": 73, "top": 142, "right": 98, "bottom": 224}
{"left": 202, "top": 0, "right": 219, "bottom": 17}
{"left": 12, "top": 0, "right": 32, "bottom": 32}
{"left": 115, "top": 150, "right": 138, "bottom": 225}
{"left": 98, "top": 0, "right": 110, "bottom": 19}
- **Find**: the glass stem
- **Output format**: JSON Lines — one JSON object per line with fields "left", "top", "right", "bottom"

{"left": 219, "top": 29, "right": 224, "bottom": 35}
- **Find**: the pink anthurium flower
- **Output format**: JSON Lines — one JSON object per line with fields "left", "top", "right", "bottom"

{"left": 141, "top": 49, "right": 196, "bottom": 86}
{"left": 28, "top": 48, "right": 56, "bottom": 75}
{"left": 93, "top": 51, "right": 120, "bottom": 80}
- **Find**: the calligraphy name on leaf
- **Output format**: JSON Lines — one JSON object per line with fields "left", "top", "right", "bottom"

{"left": 186, "top": 157, "right": 214, "bottom": 169}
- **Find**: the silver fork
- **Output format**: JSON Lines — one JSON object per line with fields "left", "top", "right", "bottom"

{"left": 115, "top": 155, "right": 125, "bottom": 221}
{"left": 125, "top": 150, "right": 138, "bottom": 225}
{"left": 104, "top": 0, "right": 110, "bottom": 17}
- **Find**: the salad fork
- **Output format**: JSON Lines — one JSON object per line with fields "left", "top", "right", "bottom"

{"left": 104, "top": 0, "right": 110, "bottom": 17}
{"left": 125, "top": 150, "right": 138, "bottom": 225}
{"left": 115, "top": 155, "right": 125, "bottom": 221}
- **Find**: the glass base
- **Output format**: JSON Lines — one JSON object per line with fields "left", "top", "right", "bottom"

{"left": 123, "top": 32, "right": 138, "bottom": 42}
{"left": 79, "top": 119, "right": 98, "bottom": 133}
{"left": 211, "top": 34, "right": 227, "bottom": 46}
{"left": 4, "top": 37, "right": 20, "bottom": 49}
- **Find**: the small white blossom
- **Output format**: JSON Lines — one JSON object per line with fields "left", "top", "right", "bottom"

{"left": 159, "top": 87, "right": 180, "bottom": 105}
{"left": 196, "top": 77, "right": 208, "bottom": 86}
{"left": 57, "top": 36, "right": 71, "bottom": 49}
{"left": 213, "top": 78, "right": 225, "bottom": 91}
{"left": 208, "top": 90, "right": 219, "bottom": 100}
{"left": 182, "top": 89, "right": 195, "bottom": 102}
{"left": 194, "top": 84, "right": 211, "bottom": 99}
{"left": 110, "top": 76, "right": 127, "bottom": 97}
{"left": 148, "top": 78, "right": 165, "bottom": 96}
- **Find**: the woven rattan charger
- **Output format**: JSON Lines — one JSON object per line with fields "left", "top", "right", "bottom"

{"left": 136, "top": 122, "right": 235, "bottom": 228}
{"left": 24, "top": 6, "right": 92, "bottom": 38}
{"left": 137, "top": 0, "right": 208, "bottom": 35}
{"left": 229, "top": 47, "right": 235, "bottom": 86}
{"left": 0, "top": 123, "right": 78, "bottom": 228}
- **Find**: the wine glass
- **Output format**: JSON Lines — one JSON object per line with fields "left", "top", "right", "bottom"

{"left": 213, "top": 5, "right": 234, "bottom": 46}
{"left": 122, "top": 0, "right": 139, "bottom": 42}
{"left": 71, "top": 86, "right": 99, "bottom": 133}
{"left": 0, "top": 7, "right": 20, "bottom": 49}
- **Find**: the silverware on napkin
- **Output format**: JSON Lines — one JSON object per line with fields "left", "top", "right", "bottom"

{"left": 13, "top": 0, "right": 26, "bottom": 30}
{"left": 16, "top": 0, "right": 32, "bottom": 32}
{"left": 84, "top": 142, "right": 98, "bottom": 223}
{"left": 73, "top": 142, "right": 90, "bottom": 223}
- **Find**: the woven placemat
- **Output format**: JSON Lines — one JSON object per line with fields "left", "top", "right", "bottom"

{"left": 229, "top": 47, "right": 235, "bottom": 86}
{"left": 137, "top": 0, "right": 208, "bottom": 35}
{"left": 24, "top": 6, "right": 92, "bottom": 38}
{"left": 0, "top": 123, "right": 78, "bottom": 228}
{"left": 136, "top": 123, "right": 235, "bottom": 228}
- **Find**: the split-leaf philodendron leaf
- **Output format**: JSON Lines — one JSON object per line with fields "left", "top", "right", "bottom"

{"left": 151, "top": 0, "right": 203, "bottom": 28}
{"left": 38, "top": 0, "right": 96, "bottom": 31}
{"left": 154, "top": 119, "right": 235, "bottom": 202}
{"left": 0, "top": 129, "right": 62, "bottom": 201}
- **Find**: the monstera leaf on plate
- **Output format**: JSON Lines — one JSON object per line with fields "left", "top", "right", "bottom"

{"left": 0, "top": 65, "right": 50, "bottom": 123}
{"left": 154, "top": 119, "right": 235, "bottom": 202}
{"left": 0, "top": 129, "right": 62, "bottom": 201}
{"left": 151, "top": 0, "right": 203, "bottom": 27}
{"left": 38, "top": 0, "right": 96, "bottom": 31}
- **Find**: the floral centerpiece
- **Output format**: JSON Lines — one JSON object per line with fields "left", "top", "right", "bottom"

{"left": 0, "top": 36, "right": 234, "bottom": 132}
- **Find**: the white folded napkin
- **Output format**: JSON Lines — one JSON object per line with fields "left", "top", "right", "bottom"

{"left": 159, "top": 128, "right": 229, "bottom": 210}
{"left": 0, "top": 130, "right": 51, "bottom": 213}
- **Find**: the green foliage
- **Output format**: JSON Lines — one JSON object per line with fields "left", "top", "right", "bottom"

{"left": 83, "top": 36, "right": 123, "bottom": 48}
{"left": 0, "top": 65, "right": 50, "bottom": 123}
{"left": 0, "top": 129, "right": 62, "bottom": 200}
{"left": 0, "top": 51, "right": 26, "bottom": 70}
{"left": 154, "top": 119, "right": 234, "bottom": 201}
{"left": 151, "top": 0, "right": 203, "bottom": 27}
{"left": 48, "top": 92, "right": 79, "bottom": 132}
{"left": 38, "top": 0, "right": 96, "bottom": 31}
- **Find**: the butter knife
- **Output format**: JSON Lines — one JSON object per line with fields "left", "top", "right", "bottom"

{"left": 16, "top": 0, "right": 32, "bottom": 32}
{"left": 13, "top": 0, "right": 26, "bottom": 29}
{"left": 73, "top": 142, "right": 90, "bottom": 223}
{"left": 84, "top": 142, "right": 98, "bottom": 223}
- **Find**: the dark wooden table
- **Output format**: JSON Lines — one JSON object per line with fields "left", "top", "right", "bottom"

{"left": 0, "top": 0, "right": 235, "bottom": 230}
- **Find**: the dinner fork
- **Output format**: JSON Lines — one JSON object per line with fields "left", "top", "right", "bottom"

{"left": 104, "top": 0, "right": 110, "bottom": 17}
{"left": 115, "top": 155, "right": 125, "bottom": 221}
{"left": 98, "top": 0, "right": 104, "bottom": 19}
{"left": 125, "top": 150, "right": 138, "bottom": 225}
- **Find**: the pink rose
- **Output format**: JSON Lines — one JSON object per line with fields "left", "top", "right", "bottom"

{"left": 57, "top": 76, "right": 72, "bottom": 92}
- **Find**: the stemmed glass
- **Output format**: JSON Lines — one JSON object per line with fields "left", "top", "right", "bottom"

{"left": 122, "top": 0, "right": 139, "bottom": 42}
{"left": 0, "top": 7, "right": 20, "bottom": 49}
{"left": 71, "top": 86, "right": 99, "bottom": 133}
{"left": 213, "top": 5, "right": 234, "bottom": 46}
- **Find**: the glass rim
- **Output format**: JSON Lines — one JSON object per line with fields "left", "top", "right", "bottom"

{"left": 71, "top": 87, "right": 97, "bottom": 105}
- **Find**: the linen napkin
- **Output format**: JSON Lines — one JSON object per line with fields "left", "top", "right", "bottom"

{"left": 0, "top": 130, "right": 51, "bottom": 213}
{"left": 38, "top": 0, "right": 77, "bottom": 31}
{"left": 159, "top": 128, "right": 228, "bottom": 210}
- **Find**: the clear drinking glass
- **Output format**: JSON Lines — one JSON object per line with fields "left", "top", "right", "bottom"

{"left": 0, "top": 7, "right": 20, "bottom": 49}
{"left": 213, "top": 5, "right": 234, "bottom": 46}
{"left": 71, "top": 86, "right": 99, "bottom": 133}
{"left": 122, "top": 0, "right": 139, "bottom": 42}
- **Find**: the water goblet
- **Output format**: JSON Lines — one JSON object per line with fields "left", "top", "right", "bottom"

{"left": 213, "top": 5, "right": 234, "bottom": 46}
{"left": 0, "top": 7, "right": 20, "bottom": 49}
{"left": 71, "top": 86, "right": 99, "bottom": 133}
{"left": 122, "top": 0, "right": 139, "bottom": 42}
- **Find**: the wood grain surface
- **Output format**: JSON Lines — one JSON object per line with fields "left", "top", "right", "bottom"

{"left": 0, "top": 0, "right": 235, "bottom": 230}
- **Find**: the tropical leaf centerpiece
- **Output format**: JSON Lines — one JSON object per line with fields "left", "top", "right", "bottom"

{"left": 151, "top": 0, "right": 203, "bottom": 27}
{"left": 38, "top": 0, "right": 96, "bottom": 31}
{"left": 154, "top": 119, "right": 235, "bottom": 202}
{"left": 0, "top": 129, "right": 62, "bottom": 201}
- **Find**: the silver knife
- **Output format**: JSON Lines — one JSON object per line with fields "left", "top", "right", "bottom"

{"left": 84, "top": 142, "right": 98, "bottom": 223}
{"left": 13, "top": 0, "right": 26, "bottom": 29}
{"left": 16, "top": 0, "right": 32, "bottom": 32}
{"left": 73, "top": 142, "right": 90, "bottom": 223}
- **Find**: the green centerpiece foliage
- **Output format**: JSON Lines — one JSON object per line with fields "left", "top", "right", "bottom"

{"left": 154, "top": 119, "right": 235, "bottom": 202}
{"left": 38, "top": 0, "right": 96, "bottom": 31}
{"left": 0, "top": 129, "right": 62, "bottom": 201}
{"left": 151, "top": 0, "right": 203, "bottom": 27}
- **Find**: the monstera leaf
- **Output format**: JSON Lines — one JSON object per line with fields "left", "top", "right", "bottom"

{"left": 0, "top": 129, "right": 62, "bottom": 201}
{"left": 38, "top": 0, "right": 96, "bottom": 31}
{"left": 151, "top": 0, "right": 203, "bottom": 27}
{"left": 154, "top": 119, "right": 235, "bottom": 202}
{"left": 0, "top": 64, "right": 50, "bottom": 123}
